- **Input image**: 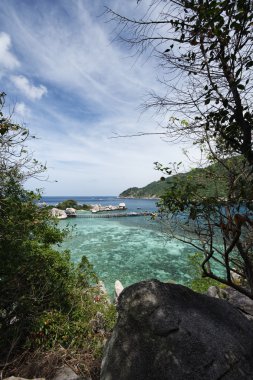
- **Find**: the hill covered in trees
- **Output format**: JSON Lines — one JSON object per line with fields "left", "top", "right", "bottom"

{"left": 119, "top": 159, "right": 242, "bottom": 199}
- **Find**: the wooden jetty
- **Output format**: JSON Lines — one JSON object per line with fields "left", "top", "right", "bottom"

{"left": 77, "top": 212, "right": 153, "bottom": 218}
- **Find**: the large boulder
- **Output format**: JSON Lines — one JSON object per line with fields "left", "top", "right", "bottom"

{"left": 65, "top": 207, "right": 76, "bottom": 217}
{"left": 207, "top": 285, "right": 253, "bottom": 321}
{"left": 101, "top": 280, "right": 253, "bottom": 380}
{"left": 51, "top": 208, "right": 67, "bottom": 219}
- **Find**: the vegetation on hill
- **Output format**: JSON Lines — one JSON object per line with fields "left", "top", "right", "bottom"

{"left": 120, "top": 182, "right": 169, "bottom": 198}
{"left": 120, "top": 158, "right": 241, "bottom": 200}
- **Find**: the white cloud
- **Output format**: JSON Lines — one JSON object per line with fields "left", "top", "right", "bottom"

{"left": 11, "top": 75, "right": 47, "bottom": 101}
{"left": 2, "top": 1, "right": 159, "bottom": 114}
{"left": 0, "top": 1, "right": 202, "bottom": 195}
{"left": 0, "top": 31, "right": 19, "bottom": 69}
{"left": 25, "top": 104, "right": 200, "bottom": 196}
{"left": 15, "top": 102, "right": 30, "bottom": 118}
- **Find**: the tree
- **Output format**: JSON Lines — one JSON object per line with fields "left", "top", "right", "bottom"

{"left": 107, "top": 1, "right": 253, "bottom": 298}
{"left": 0, "top": 92, "right": 70, "bottom": 358}
{"left": 0, "top": 92, "right": 46, "bottom": 182}
{"left": 0, "top": 93, "right": 115, "bottom": 371}
{"left": 56, "top": 199, "right": 92, "bottom": 210}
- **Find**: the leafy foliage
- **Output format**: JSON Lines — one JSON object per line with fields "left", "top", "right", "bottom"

{"left": 108, "top": 0, "right": 253, "bottom": 162}
{"left": 56, "top": 199, "right": 91, "bottom": 210}
{"left": 0, "top": 93, "right": 46, "bottom": 181}
{"left": 109, "top": 1, "right": 253, "bottom": 298}
{"left": 0, "top": 160, "right": 116, "bottom": 364}
{"left": 120, "top": 183, "right": 168, "bottom": 198}
{"left": 156, "top": 155, "right": 253, "bottom": 297}
{"left": 0, "top": 93, "right": 116, "bottom": 377}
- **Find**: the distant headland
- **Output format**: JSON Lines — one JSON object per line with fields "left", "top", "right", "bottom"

{"left": 118, "top": 157, "right": 243, "bottom": 199}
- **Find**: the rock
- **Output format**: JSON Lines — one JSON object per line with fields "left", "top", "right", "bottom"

{"left": 114, "top": 280, "right": 124, "bottom": 302}
{"left": 51, "top": 208, "right": 67, "bottom": 219}
{"left": 53, "top": 365, "right": 89, "bottom": 380}
{"left": 207, "top": 285, "right": 253, "bottom": 321}
{"left": 101, "top": 279, "right": 253, "bottom": 380}
{"left": 98, "top": 280, "right": 108, "bottom": 295}
{"left": 91, "top": 204, "right": 100, "bottom": 213}
{"left": 90, "top": 311, "right": 106, "bottom": 334}
{"left": 230, "top": 269, "right": 242, "bottom": 285}
{"left": 96, "top": 280, "right": 111, "bottom": 305}
{"left": 3, "top": 369, "right": 86, "bottom": 380}
{"left": 65, "top": 207, "right": 76, "bottom": 217}
{"left": 90, "top": 203, "right": 127, "bottom": 213}
{"left": 206, "top": 285, "right": 227, "bottom": 299}
{"left": 4, "top": 378, "right": 44, "bottom": 380}
{"left": 225, "top": 287, "right": 253, "bottom": 319}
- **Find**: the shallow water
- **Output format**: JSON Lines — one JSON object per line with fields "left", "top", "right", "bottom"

{"left": 59, "top": 214, "right": 196, "bottom": 296}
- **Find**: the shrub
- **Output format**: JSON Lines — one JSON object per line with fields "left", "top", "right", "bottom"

{"left": 0, "top": 93, "right": 115, "bottom": 379}
{"left": 57, "top": 199, "right": 79, "bottom": 209}
{"left": 56, "top": 199, "right": 92, "bottom": 211}
{"left": 0, "top": 180, "right": 116, "bottom": 371}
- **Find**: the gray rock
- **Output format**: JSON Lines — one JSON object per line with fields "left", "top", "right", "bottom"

{"left": 225, "top": 287, "right": 253, "bottom": 319}
{"left": 98, "top": 280, "right": 108, "bottom": 296}
{"left": 4, "top": 378, "right": 44, "bottom": 380}
{"left": 53, "top": 366, "right": 89, "bottom": 380}
{"left": 206, "top": 285, "right": 227, "bottom": 299}
{"left": 89, "top": 311, "right": 106, "bottom": 334}
{"left": 207, "top": 285, "right": 253, "bottom": 321}
{"left": 101, "top": 279, "right": 253, "bottom": 380}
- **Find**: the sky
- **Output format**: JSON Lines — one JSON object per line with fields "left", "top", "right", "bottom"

{"left": 0, "top": 0, "right": 197, "bottom": 196}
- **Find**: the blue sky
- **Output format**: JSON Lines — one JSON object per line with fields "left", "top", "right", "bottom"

{"left": 0, "top": 0, "right": 196, "bottom": 195}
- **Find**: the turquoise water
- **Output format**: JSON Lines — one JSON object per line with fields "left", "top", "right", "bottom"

{"left": 59, "top": 213, "right": 196, "bottom": 296}
{"left": 44, "top": 196, "right": 197, "bottom": 295}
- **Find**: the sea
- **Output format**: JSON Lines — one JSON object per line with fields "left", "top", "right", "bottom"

{"left": 42, "top": 196, "right": 196, "bottom": 296}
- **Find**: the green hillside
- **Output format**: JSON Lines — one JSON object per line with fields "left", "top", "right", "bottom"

{"left": 119, "top": 159, "right": 242, "bottom": 199}
{"left": 119, "top": 179, "right": 175, "bottom": 198}
{"left": 119, "top": 179, "right": 168, "bottom": 198}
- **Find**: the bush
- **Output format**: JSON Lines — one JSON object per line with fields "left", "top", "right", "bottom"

{"left": 82, "top": 203, "right": 92, "bottom": 211}
{"left": 56, "top": 199, "right": 92, "bottom": 211}
{"left": 27, "top": 256, "right": 116, "bottom": 357}
{"left": 0, "top": 93, "right": 115, "bottom": 378}
{"left": 0, "top": 179, "right": 116, "bottom": 371}
{"left": 57, "top": 199, "right": 79, "bottom": 209}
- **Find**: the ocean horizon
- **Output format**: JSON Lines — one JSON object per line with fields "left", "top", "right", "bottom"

{"left": 41, "top": 195, "right": 159, "bottom": 213}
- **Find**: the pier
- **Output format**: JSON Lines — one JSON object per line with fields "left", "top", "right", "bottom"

{"left": 76, "top": 212, "right": 153, "bottom": 218}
